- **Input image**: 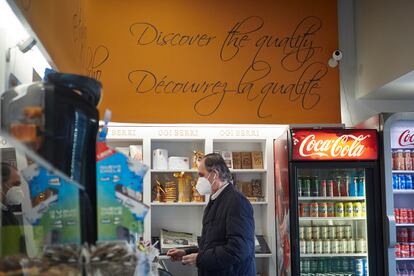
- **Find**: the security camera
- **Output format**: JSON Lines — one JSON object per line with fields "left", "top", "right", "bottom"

{"left": 17, "top": 37, "right": 37, "bottom": 53}
{"left": 332, "top": 50, "right": 343, "bottom": 61}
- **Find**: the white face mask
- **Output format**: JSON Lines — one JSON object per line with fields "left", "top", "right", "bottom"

{"left": 196, "top": 177, "right": 212, "bottom": 195}
{"left": 5, "top": 186, "right": 24, "bottom": 205}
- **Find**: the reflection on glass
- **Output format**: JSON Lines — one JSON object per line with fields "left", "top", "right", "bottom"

{"left": 298, "top": 168, "right": 368, "bottom": 275}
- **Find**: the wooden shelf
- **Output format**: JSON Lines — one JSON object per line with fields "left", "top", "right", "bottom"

{"left": 299, "top": 217, "right": 366, "bottom": 221}
{"left": 301, "top": 253, "right": 367, "bottom": 258}
{"left": 298, "top": 196, "right": 365, "bottom": 201}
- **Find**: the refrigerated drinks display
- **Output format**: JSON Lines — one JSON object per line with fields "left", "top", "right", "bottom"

{"left": 356, "top": 113, "right": 414, "bottom": 275}
{"left": 289, "top": 129, "right": 384, "bottom": 276}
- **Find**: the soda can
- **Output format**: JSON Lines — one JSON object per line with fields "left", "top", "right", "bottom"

{"left": 302, "top": 259, "right": 310, "bottom": 273}
{"left": 310, "top": 203, "right": 319, "bottom": 217}
{"left": 353, "top": 202, "right": 362, "bottom": 217}
{"left": 314, "top": 239, "right": 323, "bottom": 254}
{"left": 318, "top": 202, "right": 328, "bottom": 217}
{"left": 327, "top": 202, "right": 335, "bottom": 217}
{"left": 331, "top": 239, "right": 339, "bottom": 254}
{"left": 323, "top": 240, "right": 331, "bottom": 254}
{"left": 407, "top": 175, "right": 413, "bottom": 190}
{"left": 335, "top": 202, "right": 344, "bottom": 217}
{"left": 319, "top": 180, "right": 327, "bottom": 197}
{"left": 354, "top": 259, "right": 364, "bottom": 276}
{"left": 399, "top": 228, "right": 409, "bottom": 242}
{"left": 344, "top": 202, "right": 353, "bottom": 217}
{"left": 310, "top": 259, "right": 318, "bottom": 273}
{"left": 300, "top": 240, "right": 306, "bottom": 254}
{"left": 356, "top": 238, "right": 367, "bottom": 253}
{"left": 306, "top": 240, "right": 315, "bottom": 254}
{"left": 401, "top": 208, "right": 408, "bottom": 223}
{"left": 347, "top": 239, "right": 355, "bottom": 253}
{"left": 395, "top": 208, "right": 400, "bottom": 223}
{"left": 321, "top": 226, "right": 329, "bottom": 240}
{"left": 317, "top": 258, "right": 326, "bottom": 273}
{"left": 344, "top": 225, "right": 352, "bottom": 239}
{"left": 342, "top": 258, "right": 350, "bottom": 273}
{"left": 328, "top": 226, "right": 336, "bottom": 240}
{"left": 299, "top": 203, "right": 310, "bottom": 217}
{"left": 396, "top": 242, "right": 401, "bottom": 257}
{"left": 393, "top": 174, "right": 400, "bottom": 190}
{"left": 341, "top": 176, "right": 349, "bottom": 197}
{"left": 336, "top": 226, "right": 344, "bottom": 239}
{"left": 409, "top": 228, "right": 414, "bottom": 242}
{"left": 362, "top": 258, "right": 368, "bottom": 275}
{"left": 298, "top": 177, "right": 303, "bottom": 196}
{"left": 327, "top": 180, "right": 334, "bottom": 197}
{"left": 338, "top": 239, "right": 347, "bottom": 253}
{"left": 357, "top": 177, "right": 365, "bottom": 196}
{"left": 303, "top": 177, "right": 311, "bottom": 197}
{"left": 410, "top": 242, "right": 414, "bottom": 257}
{"left": 401, "top": 243, "right": 410, "bottom": 258}
{"left": 312, "top": 226, "right": 321, "bottom": 240}
{"left": 305, "top": 226, "right": 313, "bottom": 240}
{"left": 399, "top": 174, "right": 407, "bottom": 190}
{"left": 409, "top": 209, "right": 414, "bottom": 223}
{"left": 299, "top": 226, "right": 305, "bottom": 239}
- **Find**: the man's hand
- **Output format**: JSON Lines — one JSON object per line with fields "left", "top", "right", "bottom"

{"left": 182, "top": 253, "right": 198, "bottom": 266}
{"left": 166, "top": 249, "right": 186, "bottom": 262}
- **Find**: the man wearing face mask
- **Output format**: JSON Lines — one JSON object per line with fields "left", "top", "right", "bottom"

{"left": 1, "top": 162, "right": 24, "bottom": 226}
{"left": 167, "top": 153, "right": 256, "bottom": 275}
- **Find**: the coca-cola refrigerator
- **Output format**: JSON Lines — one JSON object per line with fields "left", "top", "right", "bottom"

{"left": 357, "top": 113, "right": 414, "bottom": 275}
{"left": 284, "top": 128, "right": 384, "bottom": 276}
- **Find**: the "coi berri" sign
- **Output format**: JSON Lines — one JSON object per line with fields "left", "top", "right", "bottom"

{"left": 291, "top": 129, "right": 378, "bottom": 161}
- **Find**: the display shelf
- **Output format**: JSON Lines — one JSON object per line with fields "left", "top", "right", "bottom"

{"left": 151, "top": 202, "right": 206, "bottom": 206}
{"left": 250, "top": 201, "right": 268, "bottom": 205}
{"left": 396, "top": 258, "right": 414, "bottom": 261}
{"left": 230, "top": 169, "right": 267, "bottom": 173}
{"left": 298, "top": 196, "right": 365, "bottom": 201}
{"left": 151, "top": 169, "right": 198, "bottom": 173}
{"left": 255, "top": 253, "right": 272, "bottom": 258}
{"left": 397, "top": 224, "right": 414, "bottom": 227}
{"left": 393, "top": 170, "right": 414, "bottom": 174}
{"left": 301, "top": 253, "right": 367, "bottom": 258}
{"left": 393, "top": 190, "right": 414, "bottom": 194}
{"left": 299, "top": 217, "right": 366, "bottom": 221}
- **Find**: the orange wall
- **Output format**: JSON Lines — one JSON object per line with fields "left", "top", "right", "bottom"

{"left": 14, "top": 0, "right": 340, "bottom": 124}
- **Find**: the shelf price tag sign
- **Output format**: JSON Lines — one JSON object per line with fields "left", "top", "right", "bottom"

{"left": 291, "top": 129, "right": 378, "bottom": 161}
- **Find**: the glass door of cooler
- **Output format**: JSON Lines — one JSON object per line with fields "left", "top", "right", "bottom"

{"left": 295, "top": 167, "right": 370, "bottom": 276}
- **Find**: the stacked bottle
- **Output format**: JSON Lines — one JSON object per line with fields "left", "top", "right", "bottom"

{"left": 299, "top": 225, "right": 367, "bottom": 255}
{"left": 299, "top": 201, "right": 366, "bottom": 218}
{"left": 300, "top": 258, "right": 367, "bottom": 275}
{"left": 395, "top": 208, "right": 414, "bottom": 224}
{"left": 299, "top": 175, "right": 365, "bottom": 197}
{"left": 396, "top": 228, "right": 414, "bottom": 258}
{"left": 393, "top": 149, "right": 414, "bottom": 171}
{"left": 396, "top": 264, "right": 414, "bottom": 276}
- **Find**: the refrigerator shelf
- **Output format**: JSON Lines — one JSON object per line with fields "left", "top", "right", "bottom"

{"left": 397, "top": 224, "right": 414, "bottom": 227}
{"left": 300, "top": 253, "right": 367, "bottom": 258}
{"left": 299, "top": 217, "right": 366, "bottom": 221}
{"left": 298, "top": 196, "right": 365, "bottom": 201}
{"left": 396, "top": 258, "right": 414, "bottom": 261}
{"left": 393, "top": 190, "right": 414, "bottom": 194}
{"left": 393, "top": 170, "right": 414, "bottom": 174}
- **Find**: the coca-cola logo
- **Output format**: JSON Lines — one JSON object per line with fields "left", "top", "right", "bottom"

{"left": 298, "top": 134, "right": 369, "bottom": 158}
{"left": 399, "top": 130, "right": 414, "bottom": 146}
